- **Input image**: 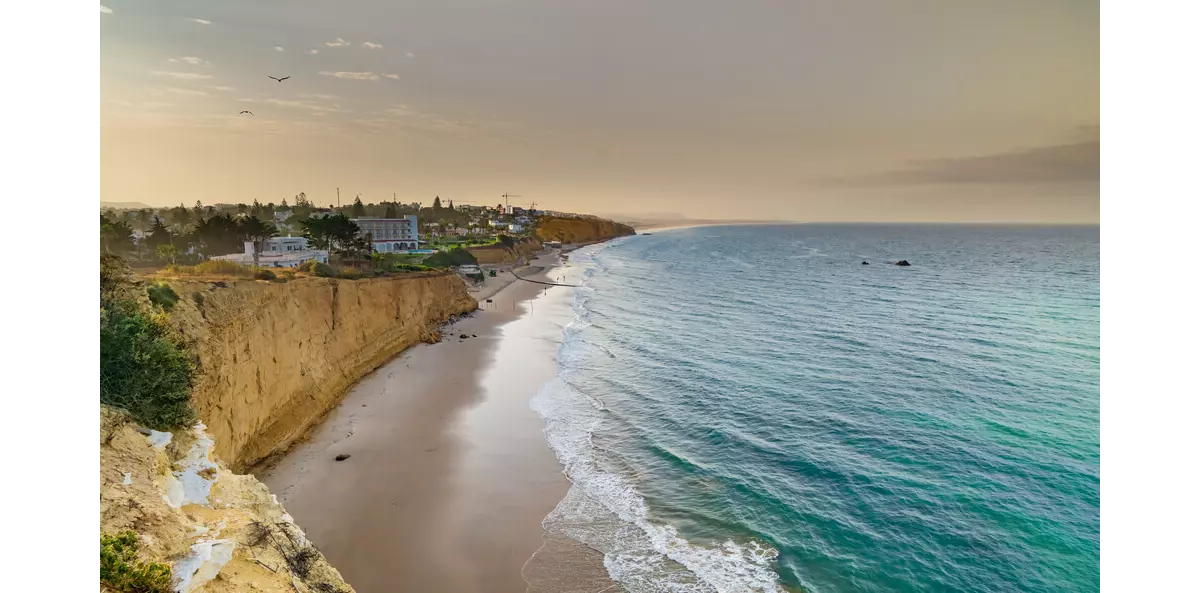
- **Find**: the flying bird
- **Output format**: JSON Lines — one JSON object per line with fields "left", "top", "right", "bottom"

{"left": 239, "top": 110, "right": 253, "bottom": 115}
{"left": 268, "top": 75, "right": 290, "bottom": 82}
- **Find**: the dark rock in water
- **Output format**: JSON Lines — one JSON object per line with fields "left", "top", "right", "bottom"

{"left": 334, "top": 454, "right": 350, "bottom": 461}
{"left": 895, "top": 260, "right": 912, "bottom": 266}
{"left": 472, "top": 334, "right": 477, "bottom": 338}
{"left": 862, "top": 261, "right": 869, "bottom": 265}
{"left": 459, "top": 334, "right": 469, "bottom": 339}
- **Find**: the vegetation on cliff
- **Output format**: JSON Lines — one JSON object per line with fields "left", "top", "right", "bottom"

{"left": 100, "top": 255, "right": 196, "bottom": 430}
{"left": 534, "top": 216, "right": 636, "bottom": 243}
{"left": 101, "top": 532, "right": 173, "bottom": 593}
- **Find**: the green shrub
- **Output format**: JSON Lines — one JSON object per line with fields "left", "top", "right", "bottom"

{"left": 100, "top": 299, "right": 195, "bottom": 430}
{"left": 498, "top": 234, "right": 515, "bottom": 248}
{"left": 253, "top": 268, "right": 277, "bottom": 281}
{"left": 192, "top": 292, "right": 204, "bottom": 306}
{"left": 423, "top": 247, "right": 477, "bottom": 268}
{"left": 298, "top": 260, "right": 336, "bottom": 277}
{"left": 395, "top": 263, "right": 434, "bottom": 272}
{"left": 165, "top": 259, "right": 256, "bottom": 278}
{"left": 146, "top": 283, "right": 179, "bottom": 311}
{"left": 101, "top": 531, "right": 173, "bottom": 593}
{"left": 281, "top": 270, "right": 296, "bottom": 281}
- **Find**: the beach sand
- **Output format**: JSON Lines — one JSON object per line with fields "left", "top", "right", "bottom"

{"left": 257, "top": 251, "right": 613, "bottom": 593}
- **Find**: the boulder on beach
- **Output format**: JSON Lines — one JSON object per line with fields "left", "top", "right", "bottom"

{"left": 895, "top": 260, "right": 912, "bottom": 266}
{"left": 334, "top": 454, "right": 350, "bottom": 461}
{"left": 862, "top": 261, "right": 869, "bottom": 265}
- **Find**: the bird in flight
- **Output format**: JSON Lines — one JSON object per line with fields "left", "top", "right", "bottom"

{"left": 268, "top": 75, "right": 290, "bottom": 82}
{"left": 239, "top": 110, "right": 253, "bottom": 115}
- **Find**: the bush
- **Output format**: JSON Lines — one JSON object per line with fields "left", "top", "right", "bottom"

{"left": 165, "top": 259, "right": 256, "bottom": 278}
{"left": 394, "top": 264, "right": 434, "bottom": 272}
{"left": 281, "top": 270, "right": 296, "bottom": 281}
{"left": 423, "top": 247, "right": 477, "bottom": 268}
{"left": 498, "top": 234, "right": 515, "bottom": 248}
{"left": 101, "top": 531, "right": 173, "bottom": 593}
{"left": 100, "top": 299, "right": 195, "bottom": 430}
{"left": 146, "top": 283, "right": 179, "bottom": 311}
{"left": 298, "top": 260, "right": 336, "bottom": 277}
{"left": 253, "top": 268, "right": 277, "bottom": 281}
{"left": 192, "top": 292, "right": 204, "bottom": 306}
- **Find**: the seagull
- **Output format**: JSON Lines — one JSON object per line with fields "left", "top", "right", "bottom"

{"left": 268, "top": 75, "right": 291, "bottom": 82}
{"left": 239, "top": 110, "right": 253, "bottom": 115}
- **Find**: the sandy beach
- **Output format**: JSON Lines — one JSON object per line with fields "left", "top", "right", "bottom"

{"left": 257, "top": 251, "right": 612, "bottom": 593}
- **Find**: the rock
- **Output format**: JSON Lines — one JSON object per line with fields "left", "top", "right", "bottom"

{"left": 472, "top": 334, "right": 477, "bottom": 338}
{"left": 862, "top": 261, "right": 869, "bottom": 265}
{"left": 895, "top": 260, "right": 911, "bottom": 266}
{"left": 460, "top": 334, "right": 469, "bottom": 339}
{"left": 334, "top": 454, "right": 350, "bottom": 461}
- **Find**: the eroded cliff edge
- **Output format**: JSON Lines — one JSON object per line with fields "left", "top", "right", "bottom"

{"left": 165, "top": 272, "right": 478, "bottom": 471}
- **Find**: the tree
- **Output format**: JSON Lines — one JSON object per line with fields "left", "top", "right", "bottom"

{"left": 100, "top": 214, "right": 135, "bottom": 254}
{"left": 171, "top": 203, "right": 191, "bottom": 228}
{"left": 448, "top": 199, "right": 454, "bottom": 210}
{"left": 145, "top": 217, "right": 174, "bottom": 251}
{"left": 433, "top": 196, "right": 442, "bottom": 210}
{"left": 300, "top": 213, "right": 362, "bottom": 256}
{"left": 193, "top": 200, "right": 204, "bottom": 218}
{"left": 191, "top": 213, "right": 240, "bottom": 256}
{"left": 238, "top": 216, "right": 277, "bottom": 267}
{"left": 281, "top": 198, "right": 289, "bottom": 209}
{"left": 156, "top": 244, "right": 179, "bottom": 264}
{"left": 384, "top": 203, "right": 398, "bottom": 218}
{"left": 352, "top": 196, "right": 366, "bottom": 218}
{"left": 137, "top": 209, "right": 153, "bottom": 231}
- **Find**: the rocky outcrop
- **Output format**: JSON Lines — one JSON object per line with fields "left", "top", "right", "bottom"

{"left": 164, "top": 272, "right": 477, "bottom": 471}
{"left": 101, "top": 407, "right": 354, "bottom": 593}
{"left": 895, "top": 260, "right": 912, "bottom": 266}
{"left": 534, "top": 216, "right": 636, "bottom": 244}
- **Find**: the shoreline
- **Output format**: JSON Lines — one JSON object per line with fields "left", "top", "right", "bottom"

{"left": 257, "top": 250, "right": 615, "bottom": 593}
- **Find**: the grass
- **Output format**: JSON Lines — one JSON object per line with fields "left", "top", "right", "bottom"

{"left": 100, "top": 298, "right": 195, "bottom": 430}
{"left": 101, "top": 532, "right": 173, "bottom": 593}
{"left": 146, "top": 283, "right": 179, "bottom": 311}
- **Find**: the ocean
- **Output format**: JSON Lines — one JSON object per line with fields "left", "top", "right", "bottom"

{"left": 531, "top": 224, "right": 1100, "bottom": 593}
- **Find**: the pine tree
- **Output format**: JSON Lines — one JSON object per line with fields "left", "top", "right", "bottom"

{"left": 433, "top": 196, "right": 442, "bottom": 210}
{"left": 352, "top": 197, "right": 366, "bottom": 217}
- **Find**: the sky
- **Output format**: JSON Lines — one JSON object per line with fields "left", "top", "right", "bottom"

{"left": 100, "top": 1, "right": 1099, "bottom": 223}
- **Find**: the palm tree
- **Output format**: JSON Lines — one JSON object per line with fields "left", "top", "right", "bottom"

{"left": 238, "top": 216, "right": 277, "bottom": 267}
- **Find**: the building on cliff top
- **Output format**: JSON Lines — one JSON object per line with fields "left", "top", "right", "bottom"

{"left": 212, "top": 237, "right": 329, "bottom": 268}
{"left": 352, "top": 216, "right": 420, "bottom": 253}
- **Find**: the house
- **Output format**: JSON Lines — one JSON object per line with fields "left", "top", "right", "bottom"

{"left": 508, "top": 223, "right": 525, "bottom": 233}
{"left": 489, "top": 220, "right": 508, "bottom": 228}
{"left": 515, "top": 216, "right": 532, "bottom": 224}
{"left": 352, "top": 216, "right": 420, "bottom": 252}
{"left": 212, "top": 236, "right": 329, "bottom": 268}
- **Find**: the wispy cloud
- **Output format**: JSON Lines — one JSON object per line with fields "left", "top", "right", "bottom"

{"left": 171, "top": 56, "right": 211, "bottom": 66}
{"left": 188, "top": 18, "right": 211, "bottom": 25}
{"left": 208, "top": 86, "right": 237, "bottom": 92}
{"left": 100, "top": 5, "right": 113, "bottom": 14}
{"left": 352, "top": 103, "right": 489, "bottom": 136}
{"left": 405, "top": 52, "right": 415, "bottom": 59}
{"left": 151, "top": 71, "right": 214, "bottom": 80}
{"left": 238, "top": 97, "right": 342, "bottom": 113}
{"left": 167, "top": 88, "right": 210, "bottom": 97}
{"left": 382, "top": 73, "right": 400, "bottom": 80}
{"left": 307, "top": 49, "right": 320, "bottom": 55}
{"left": 298, "top": 93, "right": 339, "bottom": 100}
{"left": 362, "top": 42, "right": 383, "bottom": 50}
{"left": 319, "top": 71, "right": 380, "bottom": 81}
{"left": 324, "top": 38, "right": 351, "bottom": 47}
{"left": 275, "top": 46, "right": 285, "bottom": 52}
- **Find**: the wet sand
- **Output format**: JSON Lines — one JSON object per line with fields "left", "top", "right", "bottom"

{"left": 257, "top": 252, "right": 607, "bottom": 593}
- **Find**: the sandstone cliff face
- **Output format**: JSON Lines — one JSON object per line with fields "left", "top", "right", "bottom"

{"left": 534, "top": 216, "right": 636, "bottom": 243}
{"left": 467, "top": 237, "right": 542, "bottom": 265}
{"left": 165, "top": 273, "right": 477, "bottom": 471}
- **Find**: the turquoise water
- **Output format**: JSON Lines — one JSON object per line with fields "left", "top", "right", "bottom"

{"left": 532, "top": 224, "right": 1100, "bottom": 593}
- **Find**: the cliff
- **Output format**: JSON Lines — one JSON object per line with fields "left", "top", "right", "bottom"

{"left": 101, "top": 407, "right": 355, "bottom": 593}
{"left": 534, "top": 216, "right": 636, "bottom": 243}
{"left": 164, "top": 272, "right": 478, "bottom": 471}
{"left": 467, "top": 237, "right": 542, "bottom": 265}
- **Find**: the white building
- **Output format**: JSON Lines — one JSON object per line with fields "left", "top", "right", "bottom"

{"left": 352, "top": 216, "right": 419, "bottom": 252}
{"left": 212, "top": 237, "right": 329, "bottom": 268}
{"left": 489, "top": 220, "right": 508, "bottom": 228}
{"left": 508, "top": 223, "right": 525, "bottom": 233}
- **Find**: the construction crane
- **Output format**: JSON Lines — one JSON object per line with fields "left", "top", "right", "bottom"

{"left": 501, "top": 193, "right": 521, "bottom": 212}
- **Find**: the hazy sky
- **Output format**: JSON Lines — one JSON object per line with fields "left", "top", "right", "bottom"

{"left": 100, "top": 1, "right": 1098, "bottom": 222}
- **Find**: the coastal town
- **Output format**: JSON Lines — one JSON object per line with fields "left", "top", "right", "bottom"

{"left": 99, "top": 195, "right": 604, "bottom": 290}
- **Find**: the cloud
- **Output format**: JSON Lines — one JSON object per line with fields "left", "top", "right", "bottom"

{"left": 298, "top": 93, "right": 339, "bottom": 100}
{"left": 362, "top": 42, "right": 383, "bottom": 50}
{"left": 831, "top": 129, "right": 1100, "bottom": 187}
{"left": 275, "top": 46, "right": 285, "bottom": 52}
{"left": 324, "top": 38, "right": 351, "bottom": 47}
{"left": 207, "top": 86, "right": 237, "bottom": 92}
{"left": 307, "top": 49, "right": 320, "bottom": 55}
{"left": 151, "top": 71, "right": 214, "bottom": 80}
{"left": 174, "top": 56, "right": 210, "bottom": 66}
{"left": 167, "top": 88, "right": 210, "bottom": 96}
{"left": 319, "top": 71, "right": 380, "bottom": 81}
{"left": 354, "top": 103, "right": 485, "bottom": 135}
{"left": 100, "top": 5, "right": 112, "bottom": 14}
{"left": 405, "top": 52, "right": 415, "bottom": 59}
{"left": 238, "top": 97, "right": 342, "bottom": 113}
{"left": 188, "top": 18, "right": 211, "bottom": 25}
{"left": 382, "top": 73, "right": 400, "bottom": 80}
